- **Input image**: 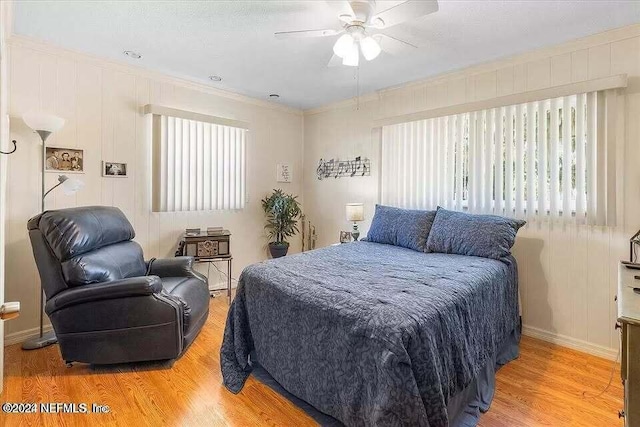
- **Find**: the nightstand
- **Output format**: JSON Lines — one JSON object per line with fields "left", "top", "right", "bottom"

{"left": 618, "top": 262, "right": 640, "bottom": 425}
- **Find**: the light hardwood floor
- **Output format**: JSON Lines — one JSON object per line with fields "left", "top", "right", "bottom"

{"left": 0, "top": 297, "right": 623, "bottom": 426}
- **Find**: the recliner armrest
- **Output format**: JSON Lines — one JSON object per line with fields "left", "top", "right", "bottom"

{"left": 147, "top": 256, "right": 202, "bottom": 279}
{"left": 45, "top": 276, "right": 163, "bottom": 314}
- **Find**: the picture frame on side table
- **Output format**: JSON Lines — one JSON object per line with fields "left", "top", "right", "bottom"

{"left": 339, "top": 230, "right": 352, "bottom": 243}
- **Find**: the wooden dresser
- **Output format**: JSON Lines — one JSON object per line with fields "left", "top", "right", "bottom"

{"left": 618, "top": 263, "right": 640, "bottom": 426}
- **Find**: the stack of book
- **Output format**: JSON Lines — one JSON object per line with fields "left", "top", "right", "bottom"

{"left": 207, "top": 227, "right": 224, "bottom": 235}
{"left": 185, "top": 228, "right": 201, "bottom": 237}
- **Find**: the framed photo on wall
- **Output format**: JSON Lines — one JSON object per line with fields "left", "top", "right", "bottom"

{"left": 102, "top": 161, "right": 128, "bottom": 177}
{"left": 276, "top": 163, "right": 292, "bottom": 183}
{"left": 45, "top": 147, "right": 84, "bottom": 173}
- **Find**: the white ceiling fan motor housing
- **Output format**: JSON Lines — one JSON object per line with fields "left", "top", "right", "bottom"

{"left": 348, "top": 0, "right": 375, "bottom": 26}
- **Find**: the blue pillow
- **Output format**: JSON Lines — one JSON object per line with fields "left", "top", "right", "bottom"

{"left": 366, "top": 205, "right": 436, "bottom": 252}
{"left": 425, "top": 207, "right": 525, "bottom": 261}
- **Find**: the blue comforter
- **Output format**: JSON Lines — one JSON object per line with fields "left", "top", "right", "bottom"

{"left": 221, "top": 242, "right": 519, "bottom": 426}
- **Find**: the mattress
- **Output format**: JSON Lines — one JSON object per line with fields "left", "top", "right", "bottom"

{"left": 221, "top": 241, "right": 520, "bottom": 426}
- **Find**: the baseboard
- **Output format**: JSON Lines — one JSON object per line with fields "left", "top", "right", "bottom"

{"left": 207, "top": 280, "right": 236, "bottom": 292}
{"left": 4, "top": 316, "right": 616, "bottom": 361}
{"left": 522, "top": 324, "right": 618, "bottom": 361}
{"left": 5, "top": 325, "right": 54, "bottom": 346}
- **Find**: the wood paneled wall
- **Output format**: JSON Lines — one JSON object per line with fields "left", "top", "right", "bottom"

{"left": 5, "top": 37, "right": 304, "bottom": 342}
{"left": 303, "top": 24, "right": 640, "bottom": 359}
{"left": 4, "top": 24, "right": 640, "bottom": 357}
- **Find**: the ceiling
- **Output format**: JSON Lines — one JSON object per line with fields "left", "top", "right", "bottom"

{"left": 12, "top": 0, "right": 640, "bottom": 110}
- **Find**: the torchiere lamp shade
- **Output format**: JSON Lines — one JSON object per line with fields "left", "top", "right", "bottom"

{"left": 22, "top": 112, "right": 65, "bottom": 133}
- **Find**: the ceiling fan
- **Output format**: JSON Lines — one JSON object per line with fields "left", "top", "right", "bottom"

{"left": 275, "top": 0, "right": 439, "bottom": 67}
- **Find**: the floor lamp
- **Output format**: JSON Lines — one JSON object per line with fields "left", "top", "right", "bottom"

{"left": 21, "top": 112, "right": 83, "bottom": 350}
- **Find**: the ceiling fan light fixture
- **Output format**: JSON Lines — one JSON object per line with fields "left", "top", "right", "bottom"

{"left": 342, "top": 43, "right": 360, "bottom": 67}
{"left": 360, "top": 36, "right": 381, "bottom": 61}
{"left": 333, "top": 33, "right": 354, "bottom": 58}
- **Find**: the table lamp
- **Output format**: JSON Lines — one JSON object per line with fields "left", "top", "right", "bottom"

{"left": 346, "top": 203, "right": 364, "bottom": 241}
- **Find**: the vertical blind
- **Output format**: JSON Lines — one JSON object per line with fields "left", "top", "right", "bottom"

{"left": 152, "top": 115, "right": 247, "bottom": 212}
{"left": 380, "top": 90, "right": 618, "bottom": 225}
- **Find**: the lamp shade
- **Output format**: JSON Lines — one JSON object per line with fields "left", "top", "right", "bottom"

{"left": 360, "top": 36, "right": 381, "bottom": 61}
{"left": 346, "top": 203, "right": 364, "bottom": 222}
{"left": 342, "top": 43, "right": 360, "bottom": 67}
{"left": 57, "top": 175, "right": 84, "bottom": 195}
{"left": 333, "top": 33, "right": 354, "bottom": 58}
{"left": 22, "top": 112, "right": 65, "bottom": 133}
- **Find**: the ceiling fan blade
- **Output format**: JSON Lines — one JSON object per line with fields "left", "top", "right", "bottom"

{"left": 275, "top": 29, "right": 340, "bottom": 39}
{"left": 325, "top": 0, "right": 356, "bottom": 18}
{"left": 372, "top": 0, "right": 438, "bottom": 28}
{"left": 339, "top": 14, "right": 354, "bottom": 24}
{"left": 374, "top": 33, "right": 418, "bottom": 55}
{"left": 327, "top": 54, "right": 343, "bottom": 68}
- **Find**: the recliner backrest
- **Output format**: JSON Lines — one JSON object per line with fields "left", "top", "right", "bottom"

{"left": 28, "top": 206, "right": 147, "bottom": 295}
{"left": 62, "top": 241, "right": 146, "bottom": 286}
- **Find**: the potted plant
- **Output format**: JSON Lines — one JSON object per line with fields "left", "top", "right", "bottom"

{"left": 262, "top": 189, "right": 302, "bottom": 258}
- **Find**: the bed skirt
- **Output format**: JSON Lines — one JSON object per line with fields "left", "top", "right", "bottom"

{"left": 249, "top": 326, "right": 521, "bottom": 427}
{"left": 448, "top": 326, "right": 520, "bottom": 426}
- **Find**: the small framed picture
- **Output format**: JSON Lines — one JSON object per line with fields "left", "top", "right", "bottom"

{"left": 276, "top": 164, "right": 292, "bottom": 183}
{"left": 339, "top": 230, "right": 352, "bottom": 243}
{"left": 45, "top": 147, "right": 84, "bottom": 173}
{"left": 102, "top": 161, "right": 128, "bottom": 177}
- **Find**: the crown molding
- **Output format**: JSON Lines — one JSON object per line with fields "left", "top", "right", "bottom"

{"left": 304, "top": 23, "right": 640, "bottom": 116}
{"left": 304, "top": 92, "right": 380, "bottom": 116}
{"left": 7, "top": 34, "right": 303, "bottom": 116}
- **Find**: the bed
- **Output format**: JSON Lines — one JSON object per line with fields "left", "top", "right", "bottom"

{"left": 221, "top": 237, "right": 521, "bottom": 426}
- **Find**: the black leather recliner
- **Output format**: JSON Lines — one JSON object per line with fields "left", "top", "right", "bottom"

{"left": 27, "top": 206, "right": 210, "bottom": 365}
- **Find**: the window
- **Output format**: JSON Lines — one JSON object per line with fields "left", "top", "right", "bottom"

{"left": 148, "top": 107, "right": 248, "bottom": 213}
{"left": 380, "top": 89, "right": 619, "bottom": 226}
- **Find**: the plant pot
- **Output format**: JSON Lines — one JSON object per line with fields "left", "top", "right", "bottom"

{"left": 269, "top": 242, "right": 289, "bottom": 258}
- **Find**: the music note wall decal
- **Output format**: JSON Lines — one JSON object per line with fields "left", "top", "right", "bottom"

{"left": 316, "top": 156, "right": 371, "bottom": 180}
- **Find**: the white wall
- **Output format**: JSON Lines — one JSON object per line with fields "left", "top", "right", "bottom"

{"left": 303, "top": 24, "right": 640, "bottom": 359}
{"left": 5, "top": 36, "right": 304, "bottom": 343}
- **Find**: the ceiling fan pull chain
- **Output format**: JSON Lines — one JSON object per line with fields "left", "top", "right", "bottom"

{"left": 356, "top": 65, "right": 360, "bottom": 111}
